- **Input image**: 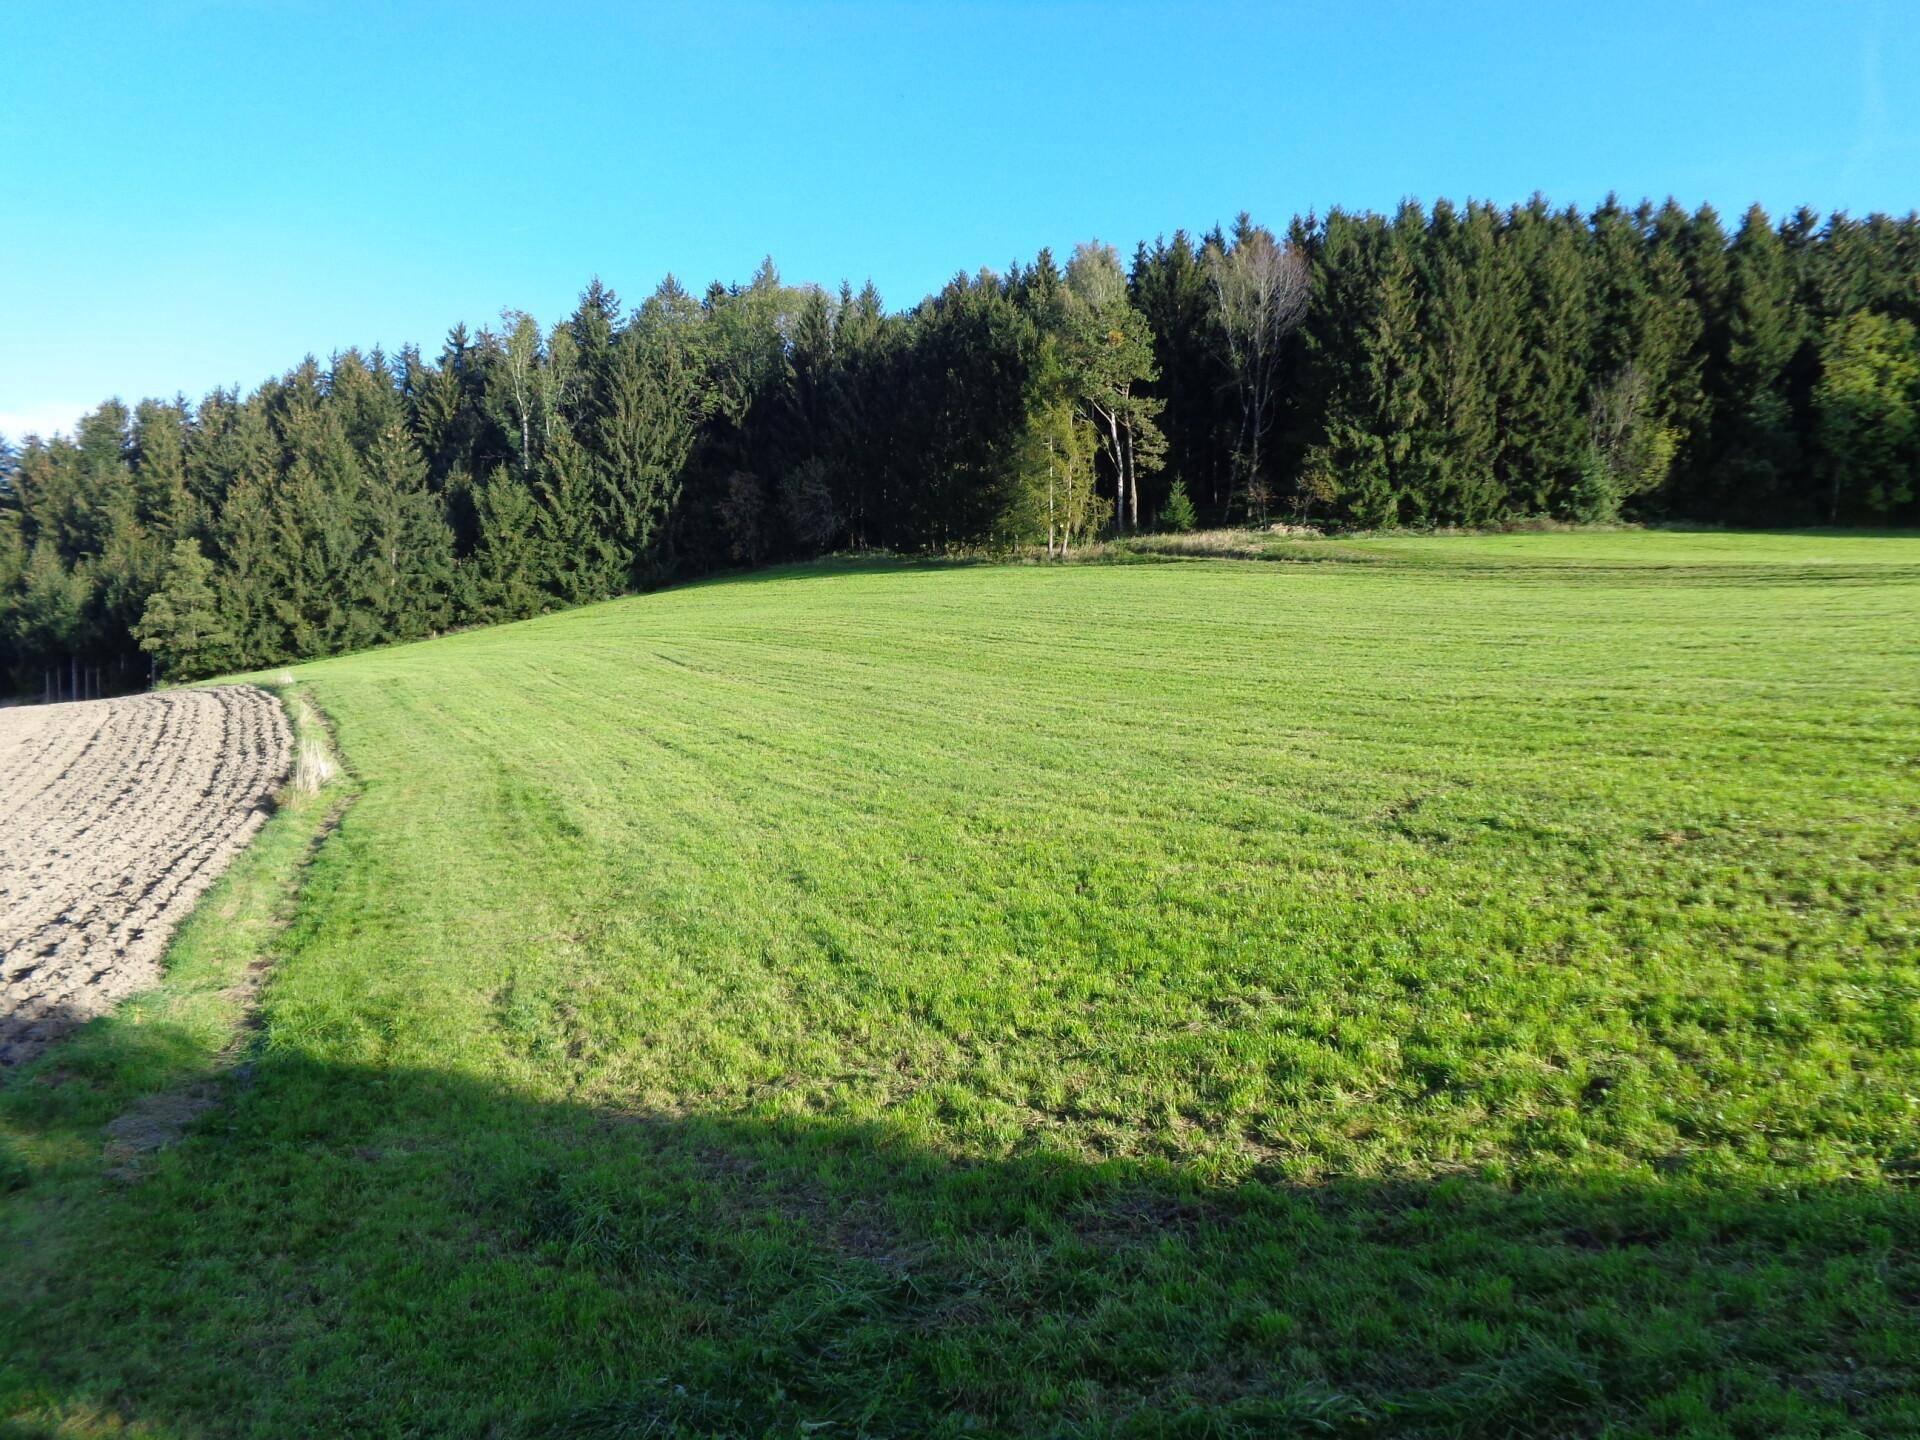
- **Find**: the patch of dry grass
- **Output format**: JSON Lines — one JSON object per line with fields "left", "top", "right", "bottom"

{"left": 282, "top": 694, "right": 340, "bottom": 796}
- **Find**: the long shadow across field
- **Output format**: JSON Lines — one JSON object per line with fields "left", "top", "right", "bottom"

{"left": 4, "top": 1013, "right": 1916, "bottom": 1439}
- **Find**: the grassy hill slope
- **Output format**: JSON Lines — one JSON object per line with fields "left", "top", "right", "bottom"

{"left": 5, "top": 531, "right": 1920, "bottom": 1437}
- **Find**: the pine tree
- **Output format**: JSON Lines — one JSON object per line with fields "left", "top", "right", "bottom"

{"left": 360, "top": 422, "right": 457, "bottom": 637}
{"left": 1365, "top": 205, "right": 1430, "bottom": 523}
{"left": 780, "top": 457, "right": 840, "bottom": 554}
{"left": 466, "top": 468, "right": 551, "bottom": 621}
{"left": 1506, "top": 201, "right": 1594, "bottom": 516}
{"left": 130, "top": 399, "right": 197, "bottom": 542}
{"left": 207, "top": 398, "right": 286, "bottom": 667}
{"left": 597, "top": 328, "right": 699, "bottom": 576}
{"left": 1157, "top": 478, "right": 1197, "bottom": 532}
{"left": 1420, "top": 200, "right": 1512, "bottom": 523}
{"left": 0, "top": 511, "right": 25, "bottom": 687}
{"left": 266, "top": 367, "right": 372, "bottom": 656}
{"left": 134, "top": 539, "right": 234, "bottom": 681}
{"left": 1665, "top": 204, "right": 1732, "bottom": 510}
{"left": 92, "top": 491, "right": 166, "bottom": 668}
{"left": 70, "top": 403, "right": 134, "bottom": 553}
{"left": 533, "top": 426, "right": 625, "bottom": 603}
{"left": 566, "top": 277, "right": 623, "bottom": 391}
{"left": 1717, "top": 205, "right": 1804, "bottom": 516}
{"left": 1298, "top": 211, "right": 1394, "bottom": 525}
{"left": 818, "top": 280, "right": 893, "bottom": 548}
{"left": 1632, "top": 235, "right": 1707, "bottom": 510}
{"left": 894, "top": 272, "right": 1037, "bottom": 548}
{"left": 15, "top": 539, "right": 89, "bottom": 680}
{"left": 1588, "top": 195, "right": 1651, "bottom": 382}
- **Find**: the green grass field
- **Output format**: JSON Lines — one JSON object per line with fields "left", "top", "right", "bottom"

{"left": 5, "top": 531, "right": 1919, "bottom": 1437}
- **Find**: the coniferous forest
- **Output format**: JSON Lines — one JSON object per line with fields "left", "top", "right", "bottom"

{"left": 4, "top": 196, "right": 1919, "bottom": 691}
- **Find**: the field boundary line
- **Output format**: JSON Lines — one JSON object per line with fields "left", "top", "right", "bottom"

{"left": 98, "top": 682, "right": 360, "bottom": 1177}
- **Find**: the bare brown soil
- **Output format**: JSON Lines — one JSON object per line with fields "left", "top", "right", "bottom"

{"left": 0, "top": 686, "right": 291, "bottom": 1067}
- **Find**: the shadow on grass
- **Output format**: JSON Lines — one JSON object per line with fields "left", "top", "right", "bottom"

{"left": 670, "top": 553, "right": 1009, "bottom": 593}
{"left": 3, "top": 1014, "right": 1917, "bottom": 1439}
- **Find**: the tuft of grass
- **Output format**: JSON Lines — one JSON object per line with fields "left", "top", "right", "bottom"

{"left": 288, "top": 732, "right": 337, "bottom": 795}
{"left": 3, "top": 530, "right": 1919, "bottom": 1438}
{"left": 277, "top": 689, "right": 343, "bottom": 796}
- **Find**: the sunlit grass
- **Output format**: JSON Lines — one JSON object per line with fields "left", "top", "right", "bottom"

{"left": 4, "top": 531, "right": 1918, "bottom": 1436}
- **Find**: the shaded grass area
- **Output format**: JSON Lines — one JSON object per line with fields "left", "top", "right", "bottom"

{"left": 8, "top": 1049, "right": 1919, "bottom": 1438}
{"left": 4, "top": 533, "right": 1920, "bottom": 1436}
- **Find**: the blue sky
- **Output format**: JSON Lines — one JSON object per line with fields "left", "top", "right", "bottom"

{"left": 3, "top": 0, "right": 1915, "bottom": 442}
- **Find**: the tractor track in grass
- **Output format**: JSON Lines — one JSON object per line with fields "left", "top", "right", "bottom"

{"left": 0, "top": 686, "right": 292, "bottom": 1068}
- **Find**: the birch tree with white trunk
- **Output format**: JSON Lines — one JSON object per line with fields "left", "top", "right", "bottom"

{"left": 1063, "top": 242, "right": 1166, "bottom": 531}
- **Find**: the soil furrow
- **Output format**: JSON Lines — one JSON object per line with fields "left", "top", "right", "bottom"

{"left": 0, "top": 686, "right": 293, "bottom": 1067}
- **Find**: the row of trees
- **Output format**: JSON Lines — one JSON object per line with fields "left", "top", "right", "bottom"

{"left": 5, "top": 197, "right": 1919, "bottom": 688}
{"left": 1287, "top": 198, "right": 1920, "bottom": 527}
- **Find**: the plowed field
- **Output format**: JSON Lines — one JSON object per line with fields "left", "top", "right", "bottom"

{"left": 0, "top": 686, "right": 290, "bottom": 1066}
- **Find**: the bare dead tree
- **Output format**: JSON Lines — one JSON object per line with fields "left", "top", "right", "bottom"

{"left": 1206, "top": 216, "right": 1310, "bottom": 521}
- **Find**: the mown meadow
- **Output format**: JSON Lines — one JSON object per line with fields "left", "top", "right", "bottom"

{"left": 4, "top": 530, "right": 1919, "bottom": 1437}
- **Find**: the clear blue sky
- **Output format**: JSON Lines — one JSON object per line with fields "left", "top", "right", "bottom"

{"left": 3, "top": 0, "right": 1915, "bottom": 442}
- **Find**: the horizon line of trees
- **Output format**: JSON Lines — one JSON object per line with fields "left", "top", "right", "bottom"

{"left": 5, "top": 194, "right": 1920, "bottom": 690}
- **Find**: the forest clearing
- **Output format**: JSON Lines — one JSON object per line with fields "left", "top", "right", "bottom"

{"left": 3, "top": 531, "right": 1917, "bottom": 1437}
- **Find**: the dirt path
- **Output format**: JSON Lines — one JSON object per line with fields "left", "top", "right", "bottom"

{"left": 0, "top": 686, "right": 292, "bottom": 1068}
